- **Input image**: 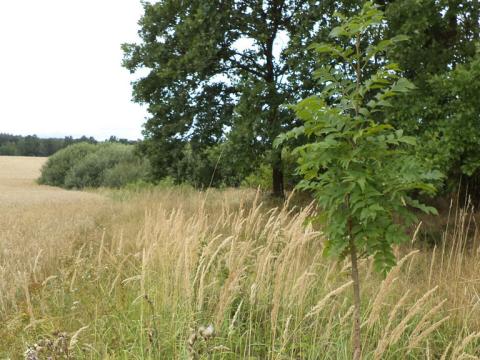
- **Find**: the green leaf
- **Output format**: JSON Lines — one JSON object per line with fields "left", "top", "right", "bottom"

{"left": 329, "top": 26, "right": 348, "bottom": 38}
{"left": 391, "top": 34, "right": 410, "bottom": 42}
{"left": 356, "top": 177, "right": 366, "bottom": 192}
{"left": 397, "top": 135, "right": 416, "bottom": 145}
{"left": 391, "top": 78, "right": 416, "bottom": 93}
{"left": 309, "top": 43, "right": 336, "bottom": 54}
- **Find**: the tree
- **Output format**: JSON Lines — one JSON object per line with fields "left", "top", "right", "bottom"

{"left": 415, "top": 51, "right": 480, "bottom": 199}
{"left": 384, "top": 0, "right": 479, "bottom": 78}
{"left": 276, "top": 3, "right": 441, "bottom": 358}
{"left": 16, "top": 135, "right": 41, "bottom": 156}
{"left": 382, "top": 0, "right": 480, "bottom": 198}
{"left": 122, "top": 0, "right": 342, "bottom": 196}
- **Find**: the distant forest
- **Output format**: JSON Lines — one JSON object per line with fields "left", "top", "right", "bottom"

{"left": 0, "top": 133, "right": 136, "bottom": 157}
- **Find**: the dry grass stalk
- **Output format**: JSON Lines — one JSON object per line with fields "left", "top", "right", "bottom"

{"left": 228, "top": 299, "right": 243, "bottom": 336}
{"left": 374, "top": 290, "right": 411, "bottom": 359}
{"left": 456, "top": 354, "right": 479, "bottom": 360}
{"left": 365, "top": 250, "right": 418, "bottom": 328}
{"left": 408, "top": 315, "right": 450, "bottom": 350}
{"left": 409, "top": 298, "right": 447, "bottom": 340}
{"left": 69, "top": 325, "right": 89, "bottom": 351}
{"left": 22, "top": 274, "right": 35, "bottom": 324}
{"left": 440, "top": 342, "right": 452, "bottom": 360}
{"left": 340, "top": 305, "right": 355, "bottom": 326}
{"left": 428, "top": 245, "right": 436, "bottom": 287}
{"left": 388, "top": 286, "right": 439, "bottom": 345}
{"left": 452, "top": 332, "right": 480, "bottom": 359}
{"left": 411, "top": 221, "right": 423, "bottom": 244}
{"left": 305, "top": 281, "right": 353, "bottom": 319}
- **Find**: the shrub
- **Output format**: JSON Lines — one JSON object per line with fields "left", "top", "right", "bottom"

{"left": 64, "top": 143, "right": 134, "bottom": 189}
{"left": 241, "top": 164, "right": 272, "bottom": 190}
{"left": 103, "top": 160, "right": 151, "bottom": 188}
{"left": 38, "top": 143, "right": 97, "bottom": 187}
{"left": 39, "top": 143, "right": 150, "bottom": 189}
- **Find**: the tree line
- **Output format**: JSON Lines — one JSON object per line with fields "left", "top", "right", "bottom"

{"left": 123, "top": 0, "right": 480, "bottom": 199}
{"left": 0, "top": 133, "right": 136, "bottom": 157}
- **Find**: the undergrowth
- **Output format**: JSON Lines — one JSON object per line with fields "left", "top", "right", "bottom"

{"left": 1, "top": 187, "right": 479, "bottom": 359}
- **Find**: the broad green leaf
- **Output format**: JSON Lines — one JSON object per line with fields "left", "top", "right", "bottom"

{"left": 329, "top": 26, "right": 348, "bottom": 38}
{"left": 391, "top": 34, "right": 410, "bottom": 42}
{"left": 391, "top": 78, "right": 416, "bottom": 93}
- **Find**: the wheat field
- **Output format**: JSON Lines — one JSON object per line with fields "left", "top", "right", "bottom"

{"left": 1, "top": 156, "right": 479, "bottom": 359}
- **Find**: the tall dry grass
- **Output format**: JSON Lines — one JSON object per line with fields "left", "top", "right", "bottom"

{"left": 1, "top": 181, "right": 480, "bottom": 358}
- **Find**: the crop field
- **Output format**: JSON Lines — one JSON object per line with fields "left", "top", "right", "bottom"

{"left": 0, "top": 156, "right": 102, "bottom": 205}
{"left": 1, "top": 156, "right": 480, "bottom": 359}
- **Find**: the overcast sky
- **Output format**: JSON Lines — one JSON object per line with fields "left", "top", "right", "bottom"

{"left": 0, "top": 1, "right": 147, "bottom": 140}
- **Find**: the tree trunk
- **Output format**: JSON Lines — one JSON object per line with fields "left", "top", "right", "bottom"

{"left": 272, "top": 150, "right": 284, "bottom": 198}
{"left": 350, "top": 236, "right": 362, "bottom": 360}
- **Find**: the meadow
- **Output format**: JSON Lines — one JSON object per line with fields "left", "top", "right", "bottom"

{"left": 1, "top": 156, "right": 480, "bottom": 359}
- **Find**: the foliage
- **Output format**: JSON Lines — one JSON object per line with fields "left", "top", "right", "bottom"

{"left": 393, "top": 50, "right": 480, "bottom": 195}
{"left": 277, "top": 4, "right": 443, "bottom": 356}
{"left": 241, "top": 163, "right": 272, "bottom": 190}
{"left": 122, "top": 0, "right": 341, "bottom": 195}
{"left": 39, "top": 143, "right": 150, "bottom": 189}
{"left": 384, "top": 0, "right": 479, "bottom": 79}
{"left": 103, "top": 161, "right": 151, "bottom": 189}
{"left": 241, "top": 149, "right": 299, "bottom": 191}
{"left": 64, "top": 143, "right": 141, "bottom": 189}
{"left": 0, "top": 133, "right": 138, "bottom": 157}
{"left": 381, "top": 0, "right": 480, "bottom": 196}
{"left": 278, "top": 2, "right": 442, "bottom": 274}
{"left": 0, "top": 133, "right": 96, "bottom": 157}
{"left": 122, "top": 0, "right": 479, "bottom": 195}
{"left": 38, "top": 143, "right": 98, "bottom": 187}
{"left": 141, "top": 139, "right": 263, "bottom": 189}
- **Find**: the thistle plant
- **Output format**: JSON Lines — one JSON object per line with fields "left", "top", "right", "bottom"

{"left": 187, "top": 324, "right": 215, "bottom": 360}
{"left": 275, "top": 2, "right": 442, "bottom": 359}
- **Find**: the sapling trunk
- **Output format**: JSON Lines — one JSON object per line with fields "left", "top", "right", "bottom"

{"left": 350, "top": 234, "right": 362, "bottom": 360}
{"left": 347, "top": 193, "right": 362, "bottom": 359}
{"left": 349, "top": 32, "right": 363, "bottom": 360}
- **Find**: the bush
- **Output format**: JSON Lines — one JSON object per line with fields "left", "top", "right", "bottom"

{"left": 39, "top": 143, "right": 151, "bottom": 189}
{"left": 241, "top": 164, "right": 272, "bottom": 190}
{"left": 38, "top": 143, "right": 97, "bottom": 186}
{"left": 103, "top": 161, "right": 151, "bottom": 188}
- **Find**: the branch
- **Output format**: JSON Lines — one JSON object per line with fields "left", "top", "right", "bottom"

{"left": 229, "top": 58, "right": 265, "bottom": 78}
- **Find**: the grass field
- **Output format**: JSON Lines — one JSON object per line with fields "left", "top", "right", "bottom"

{"left": 1, "top": 156, "right": 480, "bottom": 359}
{"left": 0, "top": 156, "right": 102, "bottom": 205}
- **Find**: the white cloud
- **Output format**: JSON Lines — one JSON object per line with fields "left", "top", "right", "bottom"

{"left": 0, "top": 0, "right": 147, "bottom": 140}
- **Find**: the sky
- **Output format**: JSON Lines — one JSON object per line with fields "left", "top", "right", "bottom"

{"left": 0, "top": 1, "right": 148, "bottom": 140}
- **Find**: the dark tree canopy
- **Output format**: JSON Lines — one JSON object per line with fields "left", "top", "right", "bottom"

{"left": 123, "top": 0, "right": 346, "bottom": 195}
{"left": 382, "top": 0, "right": 480, "bottom": 197}
{"left": 124, "top": 0, "right": 480, "bottom": 198}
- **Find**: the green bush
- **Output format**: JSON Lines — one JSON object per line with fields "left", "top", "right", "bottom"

{"left": 39, "top": 142, "right": 151, "bottom": 189}
{"left": 38, "top": 143, "right": 97, "bottom": 187}
{"left": 103, "top": 161, "right": 151, "bottom": 188}
{"left": 241, "top": 163, "right": 272, "bottom": 190}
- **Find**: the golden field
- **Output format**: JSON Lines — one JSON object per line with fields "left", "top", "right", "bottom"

{"left": 0, "top": 156, "right": 479, "bottom": 359}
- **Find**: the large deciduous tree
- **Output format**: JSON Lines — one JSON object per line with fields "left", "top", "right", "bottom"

{"left": 122, "top": 0, "right": 338, "bottom": 197}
